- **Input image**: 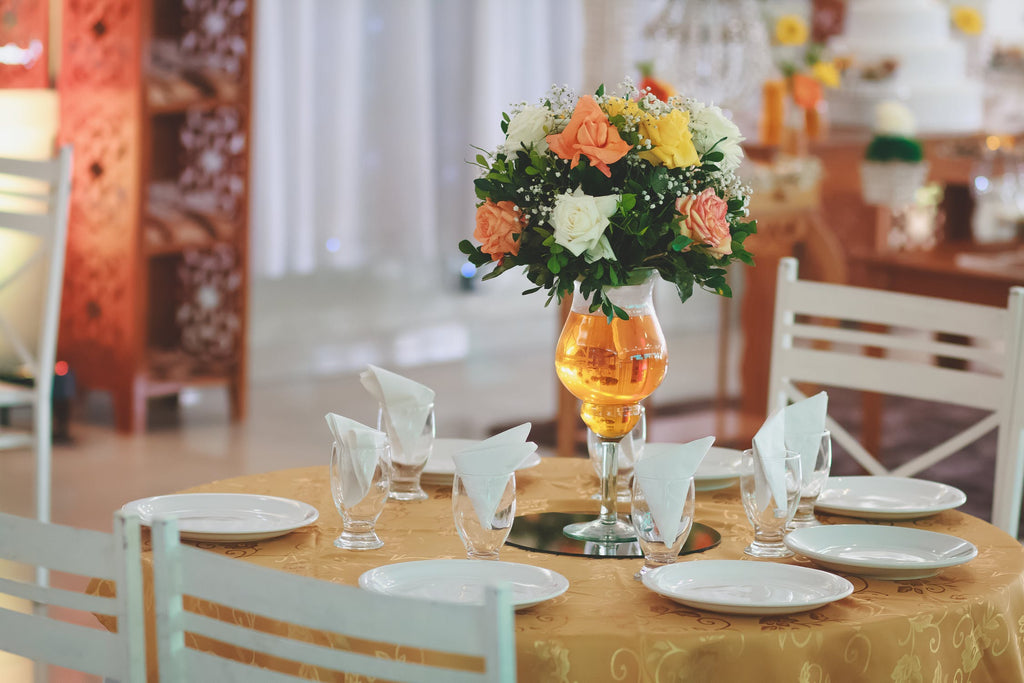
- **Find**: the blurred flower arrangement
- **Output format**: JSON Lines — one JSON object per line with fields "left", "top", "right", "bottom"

{"left": 950, "top": 5, "right": 984, "bottom": 36}
{"left": 459, "top": 79, "right": 756, "bottom": 320}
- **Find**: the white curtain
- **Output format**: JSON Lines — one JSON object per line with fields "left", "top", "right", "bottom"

{"left": 251, "top": 0, "right": 595, "bottom": 285}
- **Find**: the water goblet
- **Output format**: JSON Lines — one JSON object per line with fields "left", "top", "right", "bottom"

{"left": 787, "top": 430, "right": 832, "bottom": 530}
{"left": 630, "top": 473, "right": 695, "bottom": 579}
{"left": 589, "top": 406, "right": 646, "bottom": 503}
{"left": 329, "top": 438, "right": 390, "bottom": 550}
{"left": 377, "top": 403, "right": 435, "bottom": 501}
{"left": 452, "top": 472, "right": 516, "bottom": 560}
{"left": 739, "top": 448, "right": 801, "bottom": 558}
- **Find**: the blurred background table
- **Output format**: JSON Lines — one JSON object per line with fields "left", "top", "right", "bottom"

{"left": 95, "top": 457, "right": 1024, "bottom": 682}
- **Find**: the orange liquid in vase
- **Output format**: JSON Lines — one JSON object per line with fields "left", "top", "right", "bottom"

{"left": 555, "top": 311, "right": 667, "bottom": 438}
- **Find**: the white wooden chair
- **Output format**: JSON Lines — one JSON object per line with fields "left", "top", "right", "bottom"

{"left": 768, "top": 257, "right": 1024, "bottom": 537}
{"left": 0, "top": 146, "right": 73, "bottom": 526}
{"left": 0, "top": 510, "right": 145, "bottom": 682}
{"left": 151, "top": 517, "right": 517, "bottom": 682}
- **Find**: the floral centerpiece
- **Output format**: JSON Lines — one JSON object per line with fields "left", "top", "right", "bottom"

{"left": 459, "top": 80, "right": 756, "bottom": 321}
{"left": 861, "top": 100, "right": 928, "bottom": 210}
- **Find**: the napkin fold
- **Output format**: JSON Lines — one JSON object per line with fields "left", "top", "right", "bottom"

{"left": 359, "top": 365, "right": 436, "bottom": 463}
{"left": 752, "top": 409, "right": 790, "bottom": 513}
{"left": 784, "top": 391, "right": 828, "bottom": 485}
{"left": 634, "top": 437, "right": 715, "bottom": 541}
{"left": 452, "top": 423, "right": 537, "bottom": 528}
{"left": 325, "top": 413, "right": 387, "bottom": 505}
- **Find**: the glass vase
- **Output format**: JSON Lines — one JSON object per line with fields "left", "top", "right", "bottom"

{"left": 554, "top": 270, "right": 667, "bottom": 544}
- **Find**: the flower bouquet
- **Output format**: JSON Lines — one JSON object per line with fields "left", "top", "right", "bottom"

{"left": 459, "top": 80, "right": 756, "bottom": 321}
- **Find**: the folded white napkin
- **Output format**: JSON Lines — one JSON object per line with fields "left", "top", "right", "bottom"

{"left": 325, "top": 413, "right": 387, "bottom": 505}
{"left": 752, "top": 409, "right": 789, "bottom": 514}
{"left": 452, "top": 423, "right": 537, "bottom": 528}
{"left": 634, "top": 437, "right": 714, "bottom": 541}
{"left": 359, "top": 365, "right": 436, "bottom": 462}
{"left": 784, "top": 391, "right": 828, "bottom": 485}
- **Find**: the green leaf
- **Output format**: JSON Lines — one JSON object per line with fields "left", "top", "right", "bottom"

{"left": 703, "top": 151, "right": 724, "bottom": 162}
{"left": 458, "top": 239, "right": 476, "bottom": 255}
{"left": 619, "top": 194, "right": 636, "bottom": 212}
{"left": 595, "top": 83, "right": 606, "bottom": 97}
{"left": 613, "top": 304, "right": 628, "bottom": 321}
{"left": 525, "top": 166, "right": 540, "bottom": 175}
{"left": 547, "top": 256, "right": 561, "bottom": 274}
{"left": 727, "top": 197, "right": 745, "bottom": 212}
{"left": 522, "top": 286, "right": 542, "bottom": 295}
{"left": 670, "top": 234, "right": 693, "bottom": 252}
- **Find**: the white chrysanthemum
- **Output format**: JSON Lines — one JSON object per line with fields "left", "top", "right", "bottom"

{"left": 687, "top": 102, "right": 745, "bottom": 172}
{"left": 874, "top": 101, "right": 917, "bottom": 137}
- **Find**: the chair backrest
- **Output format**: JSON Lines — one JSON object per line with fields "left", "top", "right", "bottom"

{"left": 768, "top": 257, "right": 1024, "bottom": 536}
{"left": 151, "top": 517, "right": 517, "bottom": 683}
{"left": 0, "top": 510, "right": 145, "bottom": 682}
{"left": 0, "top": 146, "right": 72, "bottom": 395}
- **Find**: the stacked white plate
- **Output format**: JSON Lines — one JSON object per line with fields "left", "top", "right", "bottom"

{"left": 816, "top": 476, "right": 967, "bottom": 520}
{"left": 123, "top": 493, "right": 319, "bottom": 542}
{"left": 694, "top": 447, "right": 742, "bottom": 491}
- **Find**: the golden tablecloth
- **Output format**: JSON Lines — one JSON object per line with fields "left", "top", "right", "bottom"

{"left": 105, "top": 457, "right": 1024, "bottom": 682}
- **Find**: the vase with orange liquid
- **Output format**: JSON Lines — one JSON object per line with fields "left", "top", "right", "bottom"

{"left": 555, "top": 270, "right": 667, "bottom": 543}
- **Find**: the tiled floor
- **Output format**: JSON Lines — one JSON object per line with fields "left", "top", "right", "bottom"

{"left": 0, "top": 272, "right": 735, "bottom": 681}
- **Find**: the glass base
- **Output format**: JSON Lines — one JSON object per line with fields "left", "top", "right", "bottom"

{"left": 787, "top": 512, "right": 822, "bottom": 530}
{"left": 563, "top": 515, "right": 637, "bottom": 543}
{"left": 334, "top": 531, "right": 383, "bottom": 550}
{"left": 743, "top": 539, "right": 794, "bottom": 558}
{"left": 591, "top": 491, "right": 631, "bottom": 504}
{"left": 388, "top": 485, "right": 428, "bottom": 501}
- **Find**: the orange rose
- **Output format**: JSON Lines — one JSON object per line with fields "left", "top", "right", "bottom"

{"left": 546, "top": 95, "right": 632, "bottom": 178}
{"left": 474, "top": 199, "right": 526, "bottom": 261}
{"left": 675, "top": 188, "right": 732, "bottom": 256}
{"left": 791, "top": 73, "right": 823, "bottom": 110}
{"left": 639, "top": 75, "right": 675, "bottom": 102}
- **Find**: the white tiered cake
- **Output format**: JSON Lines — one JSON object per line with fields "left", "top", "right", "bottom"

{"left": 828, "top": 0, "right": 983, "bottom": 134}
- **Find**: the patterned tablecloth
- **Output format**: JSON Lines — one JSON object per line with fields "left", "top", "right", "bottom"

{"left": 99, "top": 457, "right": 1024, "bottom": 682}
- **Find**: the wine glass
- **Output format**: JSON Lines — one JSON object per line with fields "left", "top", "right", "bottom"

{"left": 452, "top": 472, "right": 516, "bottom": 560}
{"left": 555, "top": 271, "right": 667, "bottom": 544}
{"left": 329, "top": 438, "right": 390, "bottom": 550}
{"left": 787, "top": 431, "right": 832, "bottom": 529}
{"left": 631, "top": 473, "right": 695, "bottom": 579}
{"left": 739, "top": 448, "right": 801, "bottom": 558}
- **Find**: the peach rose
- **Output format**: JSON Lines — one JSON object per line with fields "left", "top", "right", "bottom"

{"left": 675, "top": 188, "right": 732, "bottom": 256}
{"left": 546, "top": 95, "right": 631, "bottom": 178}
{"left": 474, "top": 199, "right": 526, "bottom": 261}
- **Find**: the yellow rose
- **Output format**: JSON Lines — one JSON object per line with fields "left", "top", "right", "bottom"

{"left": 602, "top": 97, "right": 643, "bottom": 122}
{"left": 638, "top": 109, "right": 699, "bottom": 169}
{"left": 812, "top": 61, "right": 841, "bottom": 89}
{"left": 952, "top": 6, "right": 984, "bottom": 36}
{"left": 775, "top": 15, "right": 808, "bottom": 46}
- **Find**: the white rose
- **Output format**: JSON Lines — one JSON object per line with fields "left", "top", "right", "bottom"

{"left": 504, "top": 105, "right": 555, "bottom": 154}
{"left": 874, "top": 101, "right": 916, "bottom": 137}
{"left": 550, "top": 188, "right": 619, "bottom": 261}
{"left": 688, "top": 101, "right": 745, "bottom": 172}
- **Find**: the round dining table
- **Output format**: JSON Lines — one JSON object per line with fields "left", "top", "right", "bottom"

{"left": 104, "top": 456, "right": 1024, "bottom": 682}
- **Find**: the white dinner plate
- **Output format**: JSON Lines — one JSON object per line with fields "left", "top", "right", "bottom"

{"left": 642, "top": 560, "right": 854, "bottom": 615}
{"left": 694, "top": 447, "right": 742, "bottom": 491}
{"left": 815, "top": 476, "right": 967, "bottom": 520}
{"left": 420, "top": 438, "right": 542, "bottom": 485}
{"left": 784, "top": 524, "right": 978, "bottom": 580}
{"left": 123, "top": 493, "right": 319, "bottom": 542}
{"left": 359, "top": 559, "right": 569, "bottom": 610}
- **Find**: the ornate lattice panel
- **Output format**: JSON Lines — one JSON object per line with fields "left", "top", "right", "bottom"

{"left": 178, "top": 106, "right": 248, "bottom": 219}
{"left": 60, "top": 0, "right": 140, "bottom": 90}
{"left": 181, "top": 0, "right": 250, "bottom": 76}
{"left": 0, "top": 0, "right": 48, "bottom": 88}
{"left": 176, "top": 244, "right": 241, "bottom": 367}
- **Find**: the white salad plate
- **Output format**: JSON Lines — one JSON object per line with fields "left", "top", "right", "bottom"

{"left": 784, "top": 524, "right": 978, "bottom": 580}
{"left": 122, "top": 493, "right": 319, "bottom": 542}
{"left": 420, "top": 438, "right": 542, "bottom": 485}
{"left": 815, "top": 476, "right": 967, "bottom": 520}
{"left": 359, "top": 559, "right": 569, "bottom": 610}
{"left": 694, "top": 447, "right": 742, "bottom": 491}
{"left": 642, "top": 560, "right": 854, "bottom": 615}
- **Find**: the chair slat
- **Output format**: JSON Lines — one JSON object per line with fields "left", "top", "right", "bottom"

{"left": 0, "top": 607, "right": 124, "bottom": 677}
{"left": 786, "top": 278, "right": 1007, "bottom": 337}
{"left": 0, "top": 209, "right": 52, "bottom": 235}
{"left": 785, "top": 322, "right": 1005, "bottom": 368}
{"left": 0, "top": 575, "right": 121, "bottom": 615}
{"left": 776, "top": 347, "right": 1004, "bottom": 409}
{"left": 182, "top": 612, "right": 489, "bottom": 682}
{"left": 181, "top": 545, "right": 490, "bottom": 655}
{"left": 0, "top": 512, "right": 119, "bottom": 578}
{"left": 0, "top": 156, "right": 64, "bottom": 183}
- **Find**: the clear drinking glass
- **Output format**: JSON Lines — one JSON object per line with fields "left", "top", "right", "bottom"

{"left": 377, "top": 403, "right": 435, "bottom": 501}
{"left": 630, "top": 474, "right": 695, "bottom": 579}
{"left": 787, "top": 431, "right": 832, "bottom": 530}
{"left": 452, "top": 472, "right": 516, "bottom": 560}
{"left": 589, "top": 406, "right": 646, "bottom": 503}
{"left": 329, "top": 439, "right": 390, "bottom": 550}
{"left": 739, "top": 448, "right": 801, "bottom": 558}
